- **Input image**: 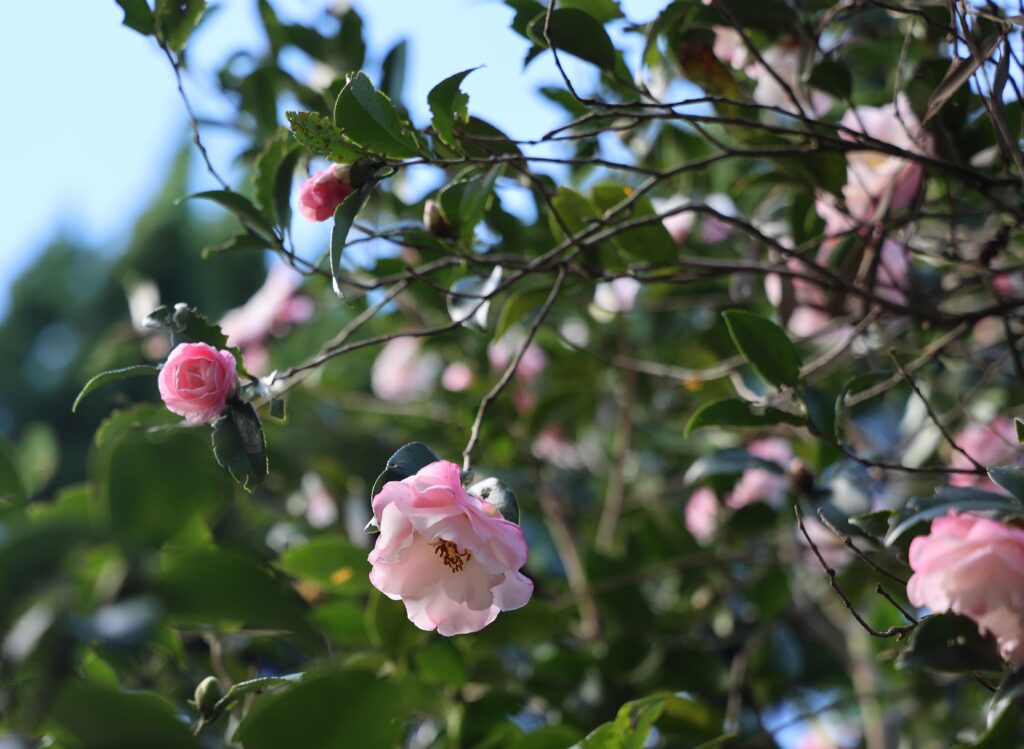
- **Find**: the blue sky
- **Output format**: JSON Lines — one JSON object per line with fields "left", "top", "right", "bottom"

{"left": 0, "top": 0, "right": 665, "bottom": 316}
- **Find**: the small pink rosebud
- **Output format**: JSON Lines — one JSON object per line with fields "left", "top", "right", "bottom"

{"left": 367, "top": 460, "right": 533, "bottom": 635}
{"left": 157, "top": 342, "right": 238, "bottom": 424}
{"left": 297, "top": 164, "right": 353, "bottom": 222}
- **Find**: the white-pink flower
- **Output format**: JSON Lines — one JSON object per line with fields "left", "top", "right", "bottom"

{"left": 908, "top": 511, "right": 1024, "bottom": 662}
{"left": 441, "top": 362, "right": 474, "bottom": 393}
{"left": 593, "top": 278, "right": 641, "bottom": 314}
{"left": 685, "top": 487, "right": 719, "bottom": 544}
{"left": 367, "top": 460, "right": 533, "bottom": 636}
{"left": 488, "top": 333, "right": 547, "bottom": 385}
{"left": 157, "top": 342, "right": 238, "bottom": 424}
{"left": 712, "top": 26, "right": 748, "bottom": 71}
{"left": 371, "top": 337, "right": 441, "bottom": 403}
{"left": 750, "top": 42, "right": 831, "bottom": 117}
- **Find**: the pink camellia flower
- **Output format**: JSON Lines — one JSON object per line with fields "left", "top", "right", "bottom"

{"left": 750, "top": 41, "right": 831, "bottom": 117}
{"left": 487, "top": 334, "right": 547, "bottom": 385}
{"left": 297, "top": 164, "right": 353, "bottom": 222}
{"left": 949, "top": 417, "right": 1020, "bottom": 490}
{"left": 220, "top": 265, "right": 315, "bottom": 374}
{"left": 367, "top": 460, "right": 533, "bottom": 636}
{"left": 157, "top": 342, "right": 238, "bottom": 424}
{"left": 907, "top": 511, "right": 1024, "bottom": 662}
{"left": 371, "top": 337, "right": 441, "bottom": 403}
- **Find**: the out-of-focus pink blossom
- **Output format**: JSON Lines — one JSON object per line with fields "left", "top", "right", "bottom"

{"left": 298, "top": 164, "right": 353, "bottom": 222}
{"left": 302, "top": 472, "right": 339, "bottom": 529}
{"left": 532, "top": 425, "right": 586, "bottom": 470}
{"left": 701, "top": 193, "right": 737, "bottom": 244}
{"left": 370, "top": 337, "right": 441, "bottom": 402}
{"left": 157, "top": 343, "right": 238, "bottom": 424}
{"left": 750, "top": 42, "right": 831, "bottom": 117}
{"left": 908, "top": 511, "right": 1024, "bottom": 662}
{"left": 441, "top": 362, "right": 474, "bottom": 393}
{"left": 593, "top": 278, "right": 641, "bottom": 314}
{"left": 728, "top": 438, "right": 792, "bottom": 509}
{"left": 220, "top": 265, "right": 315, "bottom": 374}
{"left": 950, "top": 417, "right": 1020, "bottom": 490}
{"left": 712, "top": 26, "right": 748, "bottom": 70}
{"left": 488, "top": 334, "right": 547, "bottom": 385}
{"left": 367, "top": 460, "right": 533, "bottom": 636}
{"left": 685, "top": 487, "right": 719, "bottom": 544}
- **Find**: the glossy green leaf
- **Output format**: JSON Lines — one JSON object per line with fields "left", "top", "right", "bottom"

{"left": 591, "top": 184, "right": 678, "bottom": 265}
{"left": 235, "top": 670, "right": 409, "bottom": 749}
{"left": 329, "top": 187, "right": 370, "bottom": 299}
{"left": 0, "top": 434, "right": 28, "bottom": 507}
{"left": 988, "top": 465, "right": 1024, "bottom": 501}
{"left": 885, "top": 490, "right": 1021, "bottom": 547}
{"left": 286, "top": 110, "right": 365, "bottom": 162}
{"left": 559, "top": 0, "right": 623, "bottom": 22}
{"left": 333, "top": 71, "right": 421, "bottom": 158}
{"left": 723, "top": 310, "right": 802, "bottom": 388}
{"left": 438, "top": 164, "right": 502, "bottom": 243}
{"left": 528, "top": 8, "right": 617, "bottom": 73}
{"left": 49, "top": 682, "right": 201, "bottom": 749}
{"left": 71, "top": 364, "right": 159, "bottom": 413}
{"left": 115, "top": 0, "right": 155, "bottom": 35}
{"left": 428, "top": 67, "right": 480, "bottom": 149}
{"left": 154, "top": 0, "right": 206, "bottom": 53}
{"left": 275, "top": 536, "right": 370, "bottom": 594}
{"left": 685, "top": 397, "right": 804, "bottom": 436}
{"left": 806, "top": 60, "right": 852, "bottom": 100}
{"left": 578, "top": 695, "right": 668, "bottom": 748}
{"left": 178, "top": 190, "right": 276, "bottom": 242}
{"left": 211, "top": 400, "right": 268, "bottom": 492}
{"left": 897, "top": 613, "right": 1002, "bottom": 673}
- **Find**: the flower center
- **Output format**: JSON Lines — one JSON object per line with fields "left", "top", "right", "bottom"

{"left": 432, "top": 539, "right": 472, "bottom": 573}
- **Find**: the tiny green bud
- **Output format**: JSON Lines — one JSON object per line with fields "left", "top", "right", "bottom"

{"left": 194, "top": 675, "right": 224, "bottom": 718}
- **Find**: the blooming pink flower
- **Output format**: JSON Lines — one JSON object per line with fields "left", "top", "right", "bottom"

{"left": 907, "top": 511, "right": 1024, "bottom": 662}
{"left": 950, "top": 417, "right": 1020, "bottom": 490}
{"left": 593, "top": 278, "right": 641, "bottom": 314}
{"left": 367, "top": 460, "right": 533, "bottom": 635}
{"left": 157, "top": 342, "right": 238, "bottom": 424}
{"left": 711, "top": 26, "right": 749, "bottom": 70}
{"left": 220, "top": 265, "right": 315, "bottom": 374}
{"left": 441, "top": 362, "right": 474, "bottom": 392}
{"left": 297, "top": 165, "right": 353, "bottom": 222}
{"left": 371, "top": 337, "right": 441, "bottom": 403}
{"left": 685, "top": 487, "right": 719, "bottom": 544}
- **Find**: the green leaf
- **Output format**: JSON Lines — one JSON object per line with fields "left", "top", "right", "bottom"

{"left": 591, "top": 184, "right": 678, "bottom": 265}
{"left": 115, "top": 0, "right": 155, "bottom": 35}
{"left": 155, "top": 548, "right": 313, "bottom": 639}
{"left": 682, "top": 448, "right": 784, "bottom": 485}
{"left": 834, "top": 371, "right": 889, "bottom": 441}
{"left": 496, "top": 287, "right": 553, "bottom": 340}
{"left": 235, "top": 670, "right": 409, "bottom": 749}
{"left": 211, "top": 401, "right": 268, "bottom": 492}
{"left": 0, "top": 435, "right": 28, "bottom": 507}
{"left": 885, "top": 490, "right": 1021, "bottom": 546}
{"left": 722, "top": 310, "right": 802, "bottom": 388}
{"left": 806, "top": 59, "right": 852, "bottom": 100}
{"left": 1016, "top": 418, "right": 1024, "bottom": 444}
{"left": 438, "top": 166, "right": 503, "bottom": 244}
{"left": 253, "top": 131, "right": 300, "bottom": 229}
{"left": 559, "top": 0, "right": 623, "bottom": 23}
{"left": 102, "top": 429, "right": 231, "bottom": 549}
{"left": 528, "top": 8, "right": 617, "bottom": 73}
{"left": 428, "top": 67, "right": 480, "bottom": 149}
{"left": 333, "top": 71, "right": 421, "bottom": 158}
{"left": 977, "top": 665, "right": 1024, "bottom": 747}
{"left": 329, "top": 187, "right": 371, "bottom": 299}
{"left": 415, "top": 639, "right": 468, "bottom": 688}
{"left": 685, "top": 398, "right": 804, "bottom": 436}
{"left": 578, "top": 695, "right": 668, "bottom": 748}
{"left": 49, "top": 682, "right": 201, "bottom": 749}
{"left": 381, "top": 40, "right": 408, "bottom": 103}
{"left": 849, "top": 509, "right": 895, "bottom": 539}
{"left": 71, "top": 364, "right": 159, "bottom": 413}
{"left": 989, "top": 465, "right": 1024, "bottom": 501}
{"left": 509, "top": 726, "right": 585, "bottom": 749}
{"left": 143, "top": 304, "right": 244, "bottom": 372}
{"left": 285, "top": 110, "right": 366, "bottom": 162}
{"left": 154, "top": 0, "right": 206, "bottom": 53}
{"left": 178, "top": 190, "right": 276, "bottom": 242}
{"left": 369, "top": 442, "right": 442, "bottom": 505}
{"left": 275, "top": 536, "right": 370, "bottom": 595}
{"left": 214, "top": 673, "right": 303, "bottom": 715}
{"left": 897, "top": 613, "right": 1003, "bottom": 673}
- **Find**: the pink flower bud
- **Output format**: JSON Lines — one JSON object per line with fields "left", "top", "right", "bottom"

{"left": 367, "top": 460, "right": 533, "bottom": 635}
{"left": 907, "top": 511, "right": 1024, "bottom": 663}
{"left": 157, "top": 342, "right": 238, "bottom": 424}
{"left": 297, "top": 165, "right": 353, "bottom": 222}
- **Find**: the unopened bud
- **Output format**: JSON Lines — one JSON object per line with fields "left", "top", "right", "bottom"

{"left": 193, "top": 676, "right": 224, "bottom": 718}
{"left": 423, "top": 199, "right": 451, "bottom": 238}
